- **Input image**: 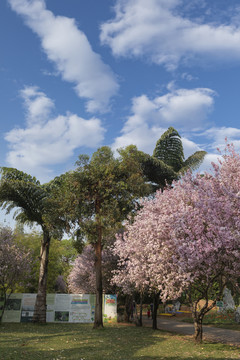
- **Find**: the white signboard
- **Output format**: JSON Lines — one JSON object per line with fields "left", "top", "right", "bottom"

{"left": 1, "top": 293, "right": 117, "bottom": 323}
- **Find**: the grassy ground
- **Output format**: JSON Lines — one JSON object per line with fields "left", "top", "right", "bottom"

{"left": 0, "top": 323, "right": 239, "bottom": 360}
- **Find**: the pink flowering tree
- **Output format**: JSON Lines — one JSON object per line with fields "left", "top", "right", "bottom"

{"left": 112, "top": 203, "right": 164, "bottom": 329}
{"left": 68, "top": 244, "right": 118, "bottom": 294}
{"left": 0, "top": 227, "right": 32, "bottom": 322}
{"left": 113, "top": 143, "right": 240, "bottom": 343}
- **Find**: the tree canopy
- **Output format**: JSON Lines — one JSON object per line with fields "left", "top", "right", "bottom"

{"left": 142, "top": 127, "right": 206, "bottom": 190}
{"left": 113, "top": 143, "right": 240, "bottom": 343}
{"left": 0, "top": 168, "right": 67, "bottom": 323}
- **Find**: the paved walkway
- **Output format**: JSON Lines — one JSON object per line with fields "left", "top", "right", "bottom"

{"left": 142, "top": 316, "right": 240, "bottom": 347}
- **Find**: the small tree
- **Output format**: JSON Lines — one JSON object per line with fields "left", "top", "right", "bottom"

{"left": 0, "top": 227, "right": 31, "bottom": 322}
{"left": 68, "top": 244, "right": 117, "bottom": 294}
{"left": 113, "top": 143, "right": 240, "bottom": 342}
{"left": 112, "top": 215, "right": 161, "bottom": 329}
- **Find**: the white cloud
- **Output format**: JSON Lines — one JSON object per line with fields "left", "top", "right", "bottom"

{"left": 100, "top": 0, "right": 240, "bottom": 69}
{"left": 154, "top": 88, "right": 215, "bottom": 128}
{"left": 192, "top": 126, "right": 240, "bottom": 174}
{"left": 5, "top": 87, "right": 105, "bottom": 181}
{"left": 197, "top": 153, "right": 222, "bottom": 174}
{"left": 181, "top": 137, "right": 201, "bottom": 159}
{"left": 20, "top": 86, "right": 54, "bottom": 125}
{"left": 8, "top": 0, "right": 119, "bottom": 112}
{"left": 200, "top": 126, "right": 240, "bottom": 152}
{"left": 112, "top": 87, "right": 215, "bottom": 154}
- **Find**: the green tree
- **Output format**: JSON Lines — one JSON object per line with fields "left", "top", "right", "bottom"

{"left": 65, "top": 146, "right": 150, "bottom": 328}
{"left": 139, "top": 127, "right": 206, "bottom": 191}
{"left": 151, "top": 127, "right": 206, "bottom": 186}
{"left": 13, "top": 230, "right": 77, "bottom": 293}
{"left": 0, "top": 168, "right": 66, "bottom": 323}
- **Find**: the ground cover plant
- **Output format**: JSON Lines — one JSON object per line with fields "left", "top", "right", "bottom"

{"left": 181, "top": 311, "right": 240, "bottom": 332}
{"left": 0, "top": 323, "right": 239, "bottom": 360}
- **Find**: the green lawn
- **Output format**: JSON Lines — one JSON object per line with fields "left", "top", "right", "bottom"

{"left": 0, "top": 323, "right": 239, "bottom": 360}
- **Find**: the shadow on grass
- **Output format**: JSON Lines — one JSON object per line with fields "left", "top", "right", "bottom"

{"left": 0, "top": 323, "right": 239, "bottom": 360}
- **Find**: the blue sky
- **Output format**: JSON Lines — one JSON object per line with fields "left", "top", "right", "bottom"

{"left": 1, "top": 0, "right": 240, "bottom": 192}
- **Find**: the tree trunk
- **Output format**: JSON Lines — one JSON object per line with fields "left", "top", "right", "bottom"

{"left": 124, "top": 294, "right": 132, "bottom": 322}
{"left": 152, "top": 292, "right": 160, "bottom": 330}
{"left": 93, "top": 231, "right": 103, "bottom": 328}
{"left": 138, "top": 293, "right": 143, "bottom": 326}
{"left": 0, "top": 292, "right": 7, "bottom": 323}
{"left": 194, "top": 317, "right": 203, "bottom": 343}
{"left": 33, "top": 230, "right": 50, "bottom": 323}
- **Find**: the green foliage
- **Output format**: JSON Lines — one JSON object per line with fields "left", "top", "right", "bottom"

{"left": 13, "top": 230, "right": 77, "bottom": 293}
{"left": 0, "top": 168, "right": 66, "bottom": 237}
{"left": 140, "top": 153, "right": 177, "bottom": 190}
{"left": 180, "top": 151, "right": 208, "bottom": 174}
{"left": 72, "top": 229, "right": 86, "bottom": 253}
{"left": 66, "top": 145, "right": 151, "bottom": 245}
{"left": 146, "top": 127, "right": 207, "bottom": 189}
{"left": 153, "top": 127, "right": 184, "bottom": 172}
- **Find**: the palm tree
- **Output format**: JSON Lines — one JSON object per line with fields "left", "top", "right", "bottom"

{"left": 153, "top": 127, "right": 206, "bottom": 173}
{"left": 0, "top": 168, "right": 65, "bottom": 323}
{"left": 143, "top": 127, "right": 206, "bottom": 190}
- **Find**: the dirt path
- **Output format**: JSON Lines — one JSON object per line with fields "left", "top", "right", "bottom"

{"left": 142, "top": 316, "right": 240, "bottom": 347}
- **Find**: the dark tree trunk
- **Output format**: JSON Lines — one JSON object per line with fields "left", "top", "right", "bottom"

{"left": 191, "top": 296, "right": 216, "bottom": 343}
{"left": 0, "top": 292, "right": 8, "bottom": 323}
{"left": 33, "top": 229, "right": 50, "bottom": 323}
{"left": 93, "top": 230, "right": 103, "bottom": 329}
{"left": 124, "top": 294, "right": 132, "bottom": 322}
{"left": 194, "top": 317, "right": 203, "bottom": 343}
{"left": 138, "top": 293, "right": 143, "bottom": 326}
{"left": 152, "top": 292, "right": 160, "bottom": 330}
{"left": 191, "top": 300, "right": 205, "bottom": 344}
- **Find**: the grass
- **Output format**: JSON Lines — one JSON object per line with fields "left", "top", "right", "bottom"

{"left": 0, "top": 323, "right": 239, "bottom": 360}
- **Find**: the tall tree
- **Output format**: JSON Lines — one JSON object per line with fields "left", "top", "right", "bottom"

{"left": 0, "top": 168, "right": 66, "bottom": 323}
{"left": 65, "top": 146, "right": 150, "bottom": 328}
{"left": 153, "top": 127, "right": 206, "bottom": 174}
{"left": 153, "top": 127, "right": 185, "bottom": 172}
{"left": 143, "top": 127, "right": 206, "bottom": 190}
{"left": 113, "top": 143, "right": 240, "bottom": 342}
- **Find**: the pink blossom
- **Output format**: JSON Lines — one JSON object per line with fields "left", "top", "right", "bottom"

{"left": 113, "top": 144, "right": 240, "bottom": 304}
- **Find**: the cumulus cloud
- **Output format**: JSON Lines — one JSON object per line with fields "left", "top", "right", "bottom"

{"left": 8, "top": 0, "right": 119, "bottom": 112}
{"left": 190, "top": 126, "right": 240, "bottom": 174}
{"left": 201, "top": 126, "right": 240, "bottom": 152}
{"left": 100, "top": 0, "right": 240, "bottom": 70}
{"left": 20, "top": 86, "right": 54, "bottom": 125}
{"left": 197, "top": 153, "right": 222, "bottom": 174}
{"left": 112, "top": 86, "right": 215, "bottom": 154}
{"left": 181, "top": 137, "right": 202, "bottom": 159}
{"left": 5, "top": 87, "right": 105, "bottom": 181}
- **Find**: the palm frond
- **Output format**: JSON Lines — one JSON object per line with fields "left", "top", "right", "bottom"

{"left": 141, "top": 154, "right": 178, "bottom": 189}
{"left": 179, "top": 151, "right": 207, "bottom": 174}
